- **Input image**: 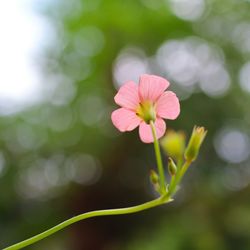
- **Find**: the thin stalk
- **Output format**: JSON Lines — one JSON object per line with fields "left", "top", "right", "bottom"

{"left": 178, "top": 160, "right": 192, "bottom": 182}
{"left": 168, "top": 160, "right": 192, "bottom": 196}
{"left": 150, "top": 120, "right": 167, "bottom": 194}
{"left": 4, "top": 121, "right": 172, "bottom": 250}
{"left": 3, "top": 196, "right": 172, "bottom": 250}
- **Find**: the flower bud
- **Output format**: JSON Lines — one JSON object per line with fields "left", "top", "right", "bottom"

{"left": 149, "top": 170, "right": 160, "bottom": 193}
{"left": 160, "top": 130, "right": 186, "bottom": 160}
{"left": 168, "top": 157, "right": 177, "bottom": 176}
{"left": 149, "top": 169, "right": 159, "bottom": 184}
{"left": 184, "top": 126, "right": 207, "bottom": 162}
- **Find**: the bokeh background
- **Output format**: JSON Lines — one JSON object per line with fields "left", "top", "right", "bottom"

{"left": 1, "top": 0, "right": 250, "bottom": 249}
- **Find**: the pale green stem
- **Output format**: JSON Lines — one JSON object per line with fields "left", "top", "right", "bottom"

{"left": 4, "top": 121, "right": 171, "bottom": 250}
{"left": 150, "top": 120, "right": 167, "bottom": 194}
{"left": 178, "top": 160, "right": 192, "bottom": 181}
{"left": 3, "top": 195, "right": 172, "bottom": 250}
{"left": 168, "top": 160, "right": 192, "bottom": 196}
{"left": 169, "top": 158, "right": 182, "bottom": 191}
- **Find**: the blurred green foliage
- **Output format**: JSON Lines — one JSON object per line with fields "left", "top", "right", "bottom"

{"left": 1, "top": 0, "right": 250, "bottom": 249}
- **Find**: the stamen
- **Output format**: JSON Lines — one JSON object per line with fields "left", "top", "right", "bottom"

{"left": 136, "top": 101, "right": 156, "bottom": 124}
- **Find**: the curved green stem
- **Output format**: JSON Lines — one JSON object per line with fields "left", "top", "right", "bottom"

{"left": 4, "top": 121, "right": 172, "bottom": 250}
{"left": 150, "top": 121, "right": 166, "bottom": 194}
{"left": 3, "top": 196, "right": 172, "bottom": 250}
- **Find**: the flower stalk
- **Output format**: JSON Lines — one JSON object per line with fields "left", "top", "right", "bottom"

{"left": 4, "top": 125, "right": 206, "bottom": 250}
{"left": 3, "top": 72, "right": 207, "bottom": 250}
{"left": 3, "top": 196, "right": 172, "bottom": 250}
{"left": 150, "top": 120, "right": 167, "bottom": 194}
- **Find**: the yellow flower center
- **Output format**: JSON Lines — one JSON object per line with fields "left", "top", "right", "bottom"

{"left": 136, "top": 101, "right": 156, "bottom": 124}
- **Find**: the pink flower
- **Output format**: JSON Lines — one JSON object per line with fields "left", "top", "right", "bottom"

{"left": 111, "top": 74, "right": 180, "bottom": 143}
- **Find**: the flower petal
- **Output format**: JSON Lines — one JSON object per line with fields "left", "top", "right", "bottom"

{"left": 156, "top": 91, "right": 180, "bottom": 120}
{"left": 111, "top": 108, "right": 141, "bottom": 132}
{"left": 139, "top": 118, "right": 166, "bottom": 143}
{"left": 114, "top": 81, "right": 140, "bottom": 110}
{"left": 139, "top": 74, "right": 170, "bottom": 102}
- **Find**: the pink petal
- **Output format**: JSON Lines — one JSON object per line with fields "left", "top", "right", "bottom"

{"left": 114, "top": 81, "right": 140, "bottom": 110}
{"left": 139, "top": 74, "right": 170, "bottom": 102}
{"left": 139, "top": 118, "right": 166, "bottom": 143}
{"left": 111, "top": 108, "right": 141, "bottom": 132}
{"left": 156, "top": 91, "right": 180, "bottom": 120}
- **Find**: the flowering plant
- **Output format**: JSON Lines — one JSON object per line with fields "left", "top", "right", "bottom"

{"left": 4, "top": 75, "right": 206, "bottom": 250}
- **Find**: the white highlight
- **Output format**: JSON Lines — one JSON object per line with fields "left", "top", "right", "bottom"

{"left": 169, "top": 0, "right": 205, "bottom": 21}
{"left": 0, "top": 1, "right": 49, "bottom": 115}
{"left": 157, "top": 37, "right": 231, "bottom": 97}
{"left": 214, "top": 128, "right": 250, "bottom": 164}
{"left": 113, "top": 47, "right": 149, "bottom": 88}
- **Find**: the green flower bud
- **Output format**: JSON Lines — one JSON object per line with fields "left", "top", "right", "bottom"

{"left": 168, "top": 157, "right": 177, "bottom": 176}
{"left": 160, "top": 130, "right": 186, "bottom": 160}
{"left": 184, "top": 126, "right": 207, "bottom": 162}
{"left": 149, "top": 170, "right": 160, "bottom": 193}
{"left": 149, "top": 169, "right": 159, "bottom": 184}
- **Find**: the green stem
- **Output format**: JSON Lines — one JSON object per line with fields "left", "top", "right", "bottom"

{"left": 178, "top": 160, "right": 192, "bottom": 182}
{"left": 4, "top": 121, "right": 173, "bottom": 250}
{"left": 168, "top": 160, "right": 192, "bottom": 196}
{"left": 150, "top": 120, "right": 166, "bottom": 194}
{"left": 3, "top": 196, "right": 172, "bottom": 250}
